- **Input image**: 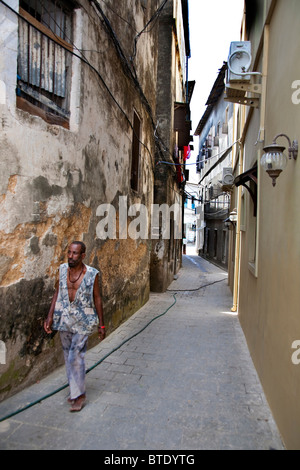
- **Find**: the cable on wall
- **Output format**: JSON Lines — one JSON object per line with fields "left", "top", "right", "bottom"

{"left": 0, "top": 0, "right": 159, "bottom": 172}
{"left": 1, "top": 0, "right": 185, "bottom": 192}
{"left": 130, "top": 0, "right": 169, "bottom": 62}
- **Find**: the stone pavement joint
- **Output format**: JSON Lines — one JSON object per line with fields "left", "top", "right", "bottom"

{"left": 0, "top": 251, "right": 285, "bottom": 450}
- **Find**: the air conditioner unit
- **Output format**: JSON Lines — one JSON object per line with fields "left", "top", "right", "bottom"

{"left": 222, "top": 168, "right": 234, "bottom": 186}
{"left": 225, "top": 41, "right": 262, "bottom": 108}
{"left": 227, "top": 41, "right": 252, "bottom": 83}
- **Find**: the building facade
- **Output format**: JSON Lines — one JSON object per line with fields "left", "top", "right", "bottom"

{"left": 194, "top": 64, "right": 234, "bottom": 270}
{"left": 227, "top": 0, "right": 300, "bottom": 449}
{"left": 150, "top": 0, "right": 192, "bottom": 292}
{"left": 0, "top": 0, "right": 191, "bottom": 399}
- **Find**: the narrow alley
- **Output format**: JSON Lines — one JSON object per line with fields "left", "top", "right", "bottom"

{"left": 0, "top": 251, "right": 284, "bottom": 451}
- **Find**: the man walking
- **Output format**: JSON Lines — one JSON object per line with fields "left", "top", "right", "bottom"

{"left": 44, "top": 241, "right": 105, "bottom": 412}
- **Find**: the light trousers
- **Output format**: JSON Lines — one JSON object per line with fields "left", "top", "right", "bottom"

{"left": 60, "top": 331, "right": 89, "bottom": 400}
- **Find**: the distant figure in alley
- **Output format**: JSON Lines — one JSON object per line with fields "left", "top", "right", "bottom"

{"left": 44, "top": 241, "right": 105, "bottom": 412}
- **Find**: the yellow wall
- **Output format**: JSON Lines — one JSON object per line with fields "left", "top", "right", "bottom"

{"left": 235, "top": 0, "right": 300, "bottom": 449}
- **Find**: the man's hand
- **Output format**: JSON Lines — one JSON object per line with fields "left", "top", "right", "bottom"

{"left": 44, "top": 285, "right": 58, "bottom": 335}
{"left": 98, "top": 327, "right": 106, "bottom": 341}
{"left": 44, "top": 317, "right": 53, "bottom": 334}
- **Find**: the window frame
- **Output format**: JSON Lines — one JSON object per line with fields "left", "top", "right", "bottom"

{"left": 130, "top": 110, "right": 141, "bottom": 192}
{"left": 16, "top": 1, "right": 75, "bottom": 128}
{"left": 247, "top": 154, "right": 261, "bottom": 278}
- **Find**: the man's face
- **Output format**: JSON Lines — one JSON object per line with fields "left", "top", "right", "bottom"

{"left": 68, "top": 244, "right": 85, "bottom": 268}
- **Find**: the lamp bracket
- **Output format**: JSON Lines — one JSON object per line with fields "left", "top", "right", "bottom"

{"left": 291, "top": 140, "right": 298, "bottom": 160}
{"left": 272, "top": 134, "right": 298, "bottom": 160}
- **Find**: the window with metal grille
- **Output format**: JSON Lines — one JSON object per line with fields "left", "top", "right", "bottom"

{"left": 131, "top": 111, "right": 141, "bottom": 192}
{"left": 17, "top": 0, "right": 75, "bottom": 128}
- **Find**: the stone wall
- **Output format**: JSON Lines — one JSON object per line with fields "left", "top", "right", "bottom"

{"left": 0, "top": 0, "right": 159, "bottom": 400}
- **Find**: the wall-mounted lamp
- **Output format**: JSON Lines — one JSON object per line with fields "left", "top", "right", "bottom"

{"left": 224, "top": 209, "right": 237, "bottom": 229}
{"left": 229, "top": 209, "right": 238, "bottom": 223}
{"left": 261, "top": 134, "right": 298, "bottom": 187}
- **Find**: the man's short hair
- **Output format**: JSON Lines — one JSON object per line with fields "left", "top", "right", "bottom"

{"left": 71, "top": 241, "right": 86, "bottom": 254}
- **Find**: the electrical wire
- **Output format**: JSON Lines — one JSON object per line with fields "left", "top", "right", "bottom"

{"left": 98, "top": 0, "right": 139, "bottom": 33}
{"left": 157, "top": 139, "right": 240, "bottom": 169}
{"left": 1, "top": 2, "right": 125, "bottom": 122}
{"left": 131, "top": 0, "right": 169, "bottom": 62}
{"left": 88, "top": 0, "right": 184, "bottom": 167}
{"left": 0, "top": 293, "right": 178, "bottom": 423}
{"left": 90, "top": 0, "right": 156, "bottom": 130}
{"left": 167, "top": 278, "right": 227, "bottom": 293}
{"left": 3, "top": 2, "right": 191, "bottom": 229}
{"left": 1, "top": 0, "right": 188, "bottom": 187}
{"left": 0, "top": 0, "right": 159, "bottom": 171}
{"left": 204, "top": 208, "right": 229, "bottom": 216}
{"left": 3, "top": 0, "right": 190, "bottom": 216}
{"left": 62, "top": 0, "right": 173, "bottom": 169}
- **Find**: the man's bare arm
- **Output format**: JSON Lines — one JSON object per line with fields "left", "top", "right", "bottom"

{"left": 93, "top": 274, "right": 105, "bottom": 340}
{"left": 44, "top": 281, "right": 59, "bottom": 334}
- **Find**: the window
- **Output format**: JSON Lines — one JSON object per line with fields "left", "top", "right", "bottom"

{"left": 168, "top": 216, "right": 174, "bottom": 262}
{"left": 234, "top": 161, "right": 259, "bottom": 277}
{"left": 222, "top": 229, "right": 227, "bottom": 264}
{"left": 240, "top": 192, "right": 246, "bottom": 231}
{"left": 213, "top": 229, "right": 218, "bottom": 259}
{"left": 131, "top": 111, "right": 141, "bottom": 192}
{"left": 17, "top": 0, "right": 75, "bottom": 128}
{"left": 248, "top": 178, "right": 257, "bottom": 273}
{"left": 204, "top": 227, "right": 210, "bottom": 255}
{"left": 222, "top": 107, "right": 229, "bottom": 134}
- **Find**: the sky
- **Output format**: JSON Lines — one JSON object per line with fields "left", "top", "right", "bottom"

{"left": 187, "top": 0, "right": 244, "bottom": 170}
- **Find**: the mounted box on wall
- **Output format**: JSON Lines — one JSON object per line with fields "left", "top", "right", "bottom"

{"left": 225, "top": 41, "right": 262, "bottom": 108}
{"left": 227, "top": 41, "right": 252, "bottom": 83}
{"left": 222, "top": 167, "right": 234, "bottom": 186}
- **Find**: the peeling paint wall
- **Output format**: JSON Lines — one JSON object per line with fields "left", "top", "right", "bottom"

{"left": 0, "top": 0, "right": 160, "bottom": 400}
{"left": 150, "top": 0, "right": 187, "bottom": 292}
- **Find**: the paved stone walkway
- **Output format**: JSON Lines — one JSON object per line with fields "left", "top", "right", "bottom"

{"left": 0, "top": 252, "right": 285, "bottom": 450}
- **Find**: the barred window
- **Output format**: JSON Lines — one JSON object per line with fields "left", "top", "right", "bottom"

{"left": 17, "top": 0, "right": 76, "bottom": 128}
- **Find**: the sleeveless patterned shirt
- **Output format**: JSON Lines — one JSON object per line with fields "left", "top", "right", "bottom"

{"left": 52, "top": 263, "right": 99, "bottom": 335}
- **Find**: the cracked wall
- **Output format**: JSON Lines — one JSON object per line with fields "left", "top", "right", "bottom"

{"left": 0, "top": 0, "right": 158, "bottom": 400}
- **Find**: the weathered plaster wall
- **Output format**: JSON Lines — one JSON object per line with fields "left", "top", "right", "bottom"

{"left": 0, "top": 0, "right": 158, "bottom": 399}
{"left": 150, "top": 0, "right": 185, "bottom": 292}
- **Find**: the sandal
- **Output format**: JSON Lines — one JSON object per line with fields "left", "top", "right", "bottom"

{"left": 69, "top": 395, "right": 86, "bottom": 412}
